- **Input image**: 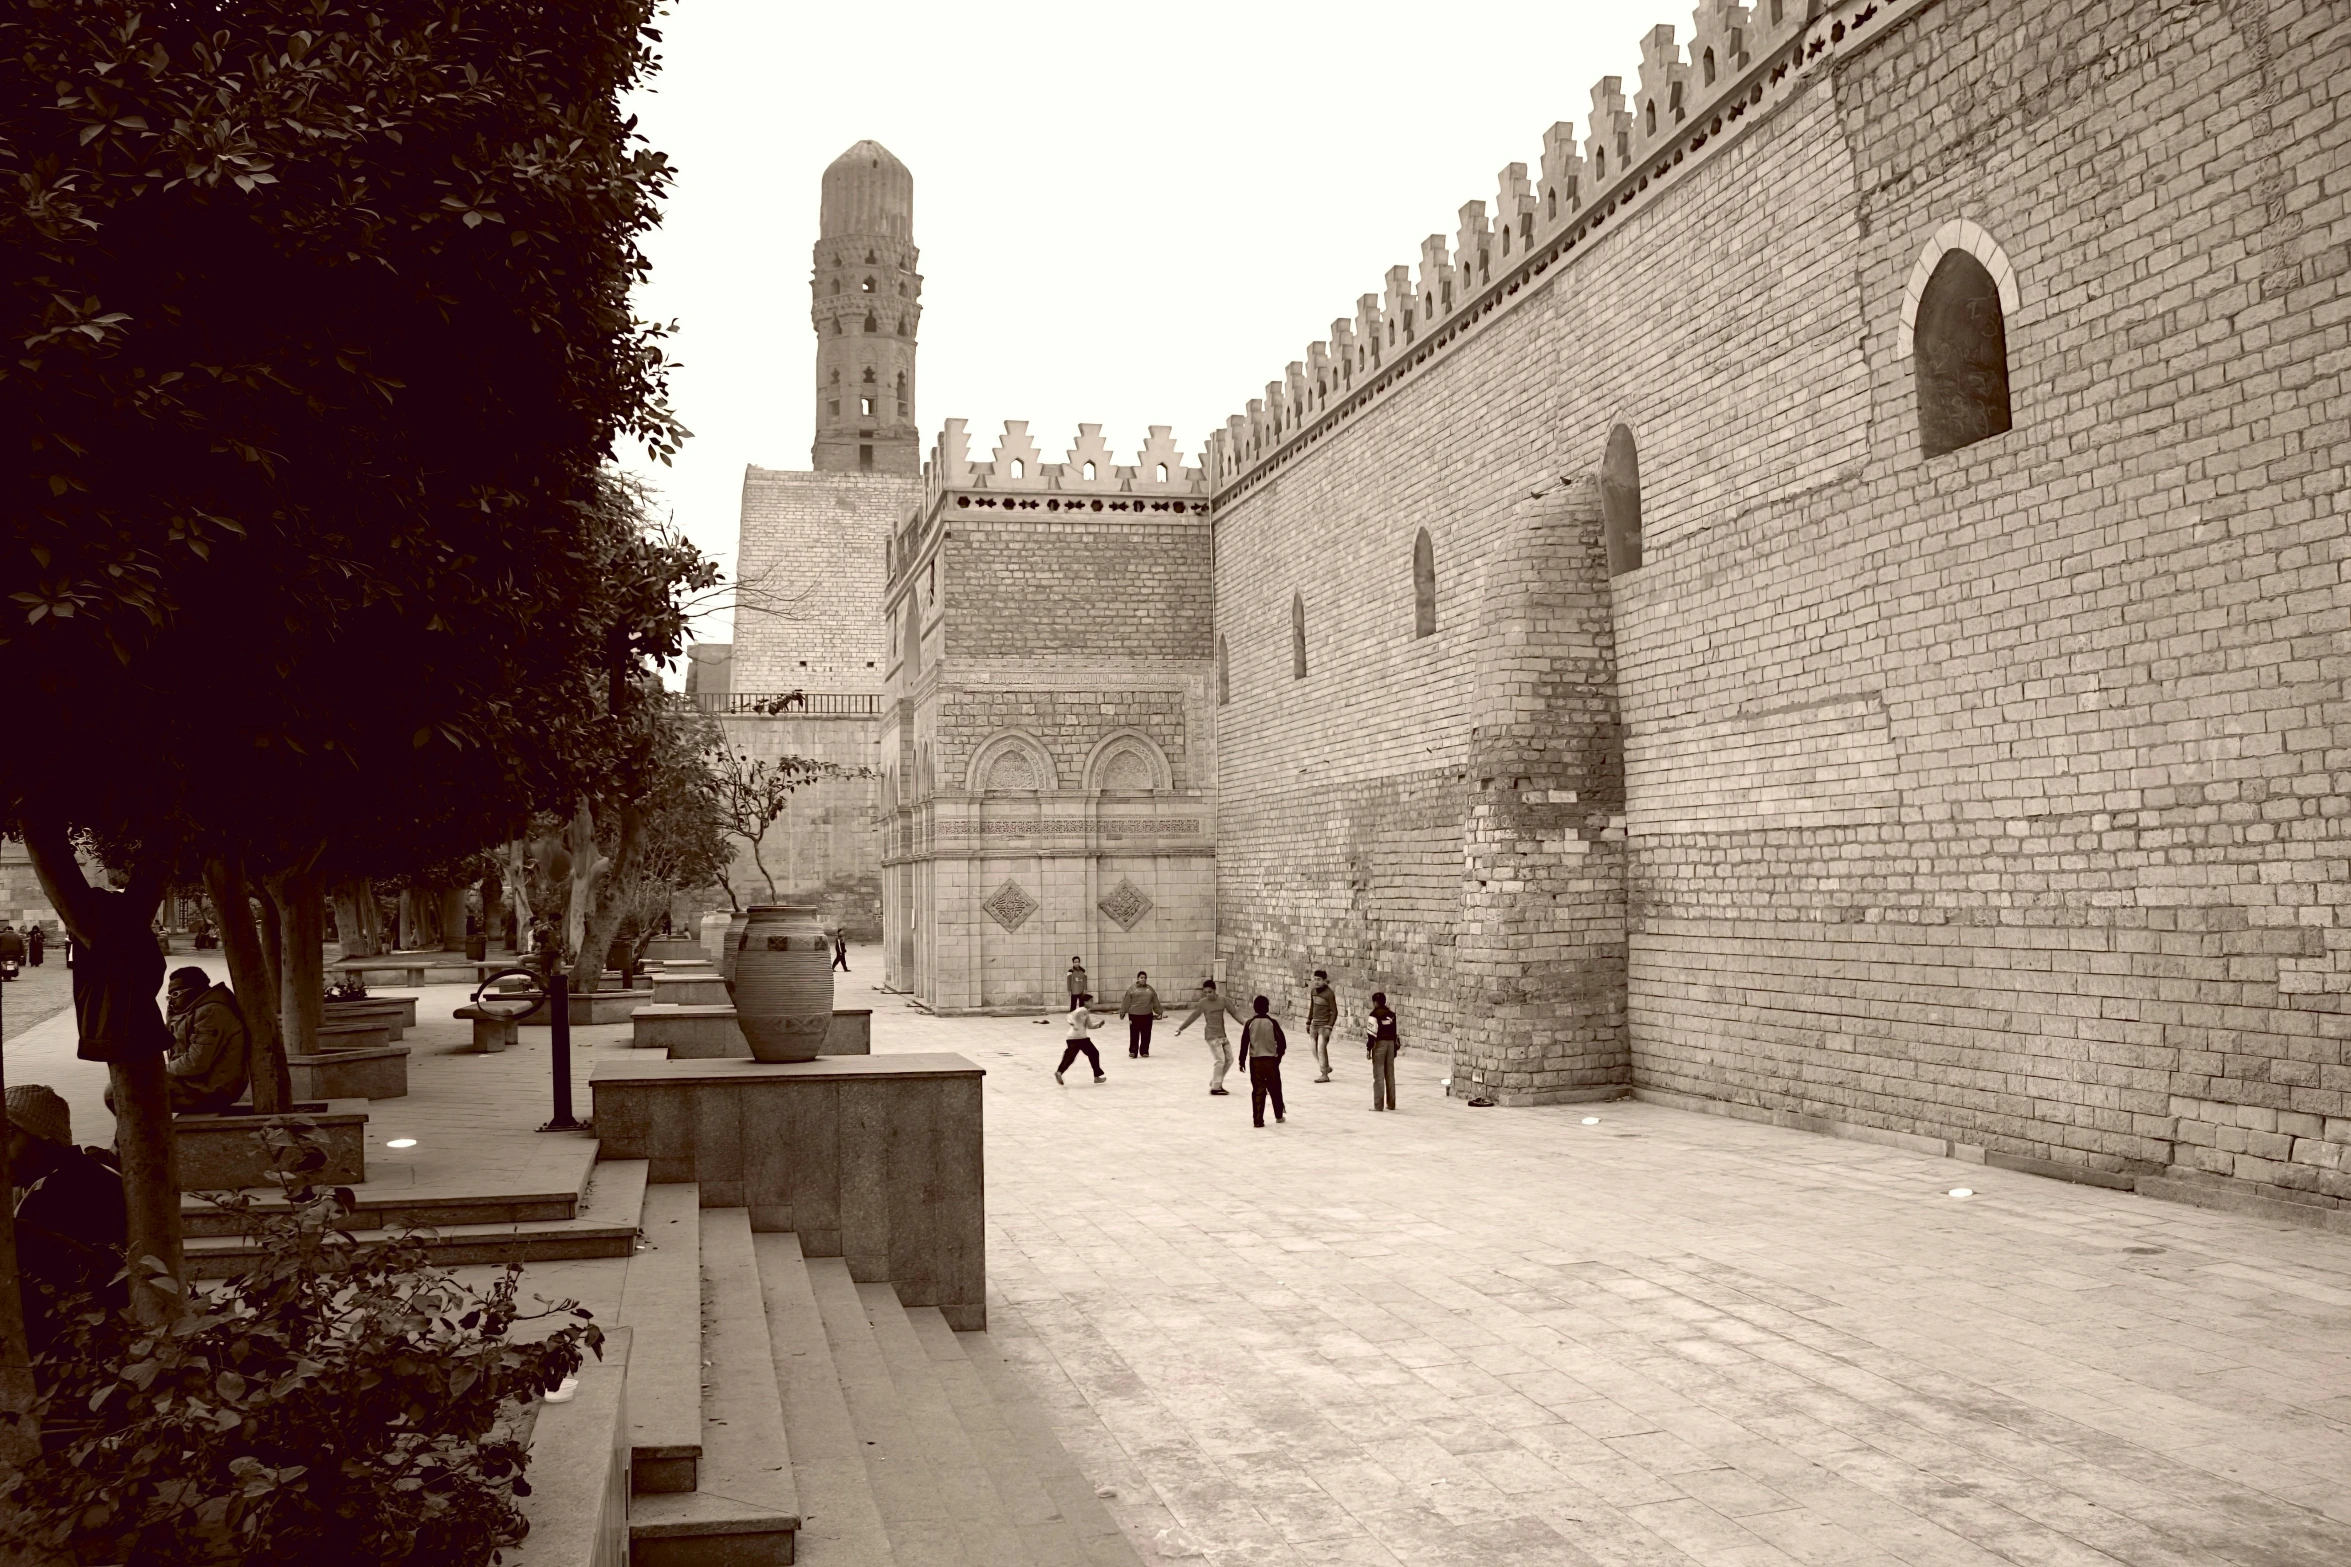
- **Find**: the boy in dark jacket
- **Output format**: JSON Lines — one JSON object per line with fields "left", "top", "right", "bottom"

{"left": 1239, "top": 996, "right": 1288, "bottom": 1127}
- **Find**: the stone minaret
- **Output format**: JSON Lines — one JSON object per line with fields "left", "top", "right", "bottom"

{"left": 812, "top": 141, "right": 921, "bottom": 474}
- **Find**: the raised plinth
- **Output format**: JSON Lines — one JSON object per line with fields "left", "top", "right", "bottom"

{"left": 647, "top": 971, "right": 730, "bottom": 1008}
{"left": 516, "top": 988, "right": 655, "bottom": 1027}
{"left": 589, "top": 1054, "right": 985, "bottom": 1329}
{"left": 289, "top": 1045, "right": 410, "bottom": 1101}
{"left": 631, "top": 1006, "right": 872, "bottom": 1059}
{"left": 176, "top": 1100, "right": 368, "bottom": 1191}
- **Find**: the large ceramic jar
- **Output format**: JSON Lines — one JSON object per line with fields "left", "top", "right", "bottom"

{"left": 732, "top": 904, "right": 833, "bottom": 1062}
{"left": 719, "top": 911, "right": 751, "bottom": 989}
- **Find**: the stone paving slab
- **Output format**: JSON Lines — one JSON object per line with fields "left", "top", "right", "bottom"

{"left": 857, "top": 999, "right": 2351, "bottom": 1567}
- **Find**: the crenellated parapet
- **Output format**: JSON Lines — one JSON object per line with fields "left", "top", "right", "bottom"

{"left": 897, "top": 420, "right": 1212, "bottom": 580}
{"left": 1207, "top": 0, "right": 1913, "bottom": 501}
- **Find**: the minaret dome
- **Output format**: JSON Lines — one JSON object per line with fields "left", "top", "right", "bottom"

{"left": 810, "top": 141, "right": 921, "bottom": 474}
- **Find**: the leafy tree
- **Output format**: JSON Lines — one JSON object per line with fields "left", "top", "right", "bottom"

{"left": 704, "top": 742, "right": 860, "bottom": 907}
{"left": 0, "top": 0, "right": 684, "bottom": 1338}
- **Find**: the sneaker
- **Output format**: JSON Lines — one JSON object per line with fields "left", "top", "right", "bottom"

{"left": 1253, "top": 1121, "right": 1264, "bottom": 1128}
{"left": 1210, "top": 1087, "right": 1230, "bottom": 1096}
{"left": 1276, "top": 1114, "right": 1286, "bottom": 1123}
{"left": 1315, "top": 1074, "right": 1332, "bottom": 1083}
{"left": 1054, "top": 1070, "right": 1065, "bottom": 1085}
{"left": 1128, "top": 1049, "right": 1139, "bottom": 1059}
{"left": 1094, "top": 1072, "right": 1107, "bottom": 1084}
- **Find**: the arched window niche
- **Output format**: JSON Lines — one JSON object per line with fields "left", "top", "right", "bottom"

{"left": 901, "top": 597, "right": 922, "bottom": 679}
{"left": 1900, "top": 219, "right": 2020, "bottom": 460}
{"left": 1290, "top": 593, "right": 1307, "bottom": 680}
{"left": 1411, "top": 529, "right": 1437, "bottom": 637}
{"left": 966, "top": 733, "right": 1056, "bottom": 795}
{"left": 1600, "top": 424, "right": 1642, "bottom": 576}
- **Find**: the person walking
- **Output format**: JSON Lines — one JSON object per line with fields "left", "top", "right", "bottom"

{"left": 831, "top": 929, "right": 851, "bottom": 973}
{"left": 25, "top": 923, "right": 43, "bottom": 967}
{"left": 1240, "top": 996, "right": 1288, "bottom": 1127}
{"left": 1173, "top": 979, "right": 1246, "bottom": 1095}
{"left": 1121, "top": 971, "right": 1163, "bottom": 1058}
{"left": 1055, "top": 993, "right": 1111, "bottom": 1085}
{"left": 1366, "top": 992, "right": 1401, "bottom": 1112}
{"left": 1306, "top": 970, "right": 1339, "bottom": 1082}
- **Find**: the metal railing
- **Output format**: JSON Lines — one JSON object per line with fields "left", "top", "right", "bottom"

{"left": 688, "top": 691, "right": 881, "bottom": 717}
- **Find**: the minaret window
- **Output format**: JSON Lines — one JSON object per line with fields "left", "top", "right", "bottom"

{"left": 829, "top": 400, "right": 840, "bottom": 415}
{"left": 897, "top": 316, "right": 909, "bottom": 336}
{"left": 896, "top": 372, "right": 908, "bottom": 415}
{"left": 863, "top": 312, "right": 877, "bottom": 333}
{"left": 861, "top": 277, "right": 875, "bottom": 292}
{"left": 863, "top": 367, "right": 876, "bottom": 382}
{"left": 861, "top": 397, "right": 874, "bottom": 416}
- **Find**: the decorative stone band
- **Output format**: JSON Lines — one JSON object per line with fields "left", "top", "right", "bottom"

{"left": 934, "top": 818, "right": 1204, "bottom": 839}
{"left": 1209, "top": 0, "right": 1935, "bottom": 506}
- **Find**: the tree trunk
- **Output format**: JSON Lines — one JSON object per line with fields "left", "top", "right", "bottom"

{"left": 570, "top": 800, "right": 640, "bottom": 995}
{"left": 20, "top": 820, "right": 183, "bottom": 1325}
{"left": 396, "top": 887, "right": 418, "bottom": 951}
{"left": 482, "top": 868, "right": 508, "bottom": 955}
{"left": 108, "top": 1056, "right": 182, "bottom": 1325}
{"left": 0, "top": 984, "right": 39, "bottom": 1464}
{"left": 562, "top": 800, "right": 611, "bottom": 986}
{"left": 439, "top": 885, "right": 470, "bottom": 951}
{"left": 203, "top": 855, "right": 290, "bottom": 1114}
{"left": 503, "top": 839, "right": 534, "bottom": 953}
{"left": 331, "top": 876, "right": 381, "bottom": 959}
{"left": 269, "top": 867, "right": 327, "bottom": 1059}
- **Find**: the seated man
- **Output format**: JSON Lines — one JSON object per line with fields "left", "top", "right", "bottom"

{"left": 164, "top": 966, "right": 250, "bottom": 1114}
{"left": 8, "top": 1084, "right": 128, "bottom": 1360}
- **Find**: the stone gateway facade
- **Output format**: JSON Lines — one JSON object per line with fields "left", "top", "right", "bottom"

{"left": 879, "top": 422, "right": 1217, "bottom": 1011}
{"left": 733, "top": 0, "right": 2351, "bottom": 1220}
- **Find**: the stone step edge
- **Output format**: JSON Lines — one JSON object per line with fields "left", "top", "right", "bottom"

{"left": 628, "top": 1208, "right": 801, "bottom": 1548}
{"left": 619, "top": 1182, "right": 703, "bottom": 1493}
{"left": 803, "top": 1257, "right": 979, "bottom": 1566}
{"left": 181, "top": 1160, "right": 649, "bottom": 1278}
{"left": 854, "top": 1278, "right": 1046, "bottom": 1566}
{"left": 911, "top": 1310, "right": 1146, "bottom": 1567}
{"left": 755, "top": 1233, "right": 901, "bottom": 1567}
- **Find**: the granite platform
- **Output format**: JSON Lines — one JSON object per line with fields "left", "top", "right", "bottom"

{"left": 588, "top": 1053, "right": 984, "bottom": 1329}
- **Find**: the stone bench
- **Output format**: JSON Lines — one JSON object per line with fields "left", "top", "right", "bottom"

{"left": 452, "top": 1004, "right": 518, "bottom": 1053}
{"left": 288, "top": 1044, "right": 409, "bottom": 1101}
{"left": 175, "top": 1100, "right": 368, "bottom": 1191}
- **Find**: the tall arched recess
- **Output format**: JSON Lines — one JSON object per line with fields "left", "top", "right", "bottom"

{"left": 1600, "top": 424, "right": 1641, "bottom": 576}
{"left": 901, "top": 597, "right": 922, "bottom": 679}
{"left": 1215, "top": 634, "right": 1230, "bottom": 705}
{"left": 1901, "top": 219, "right": 2019, "bottom": 459}
{"left": 1290, "top": 593, "right": 1307, "bottom": 679}
{"left": 1412, "top": 529, "right": 1437, "bottom": 637}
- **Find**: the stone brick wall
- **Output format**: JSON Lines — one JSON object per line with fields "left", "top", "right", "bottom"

{"left": 1211, "top": 0, "right": 2351, "bottom": 1207}
{"left": 714, "top": 711, "right": 882, "bottom": 940}
{"left": 732, "top": 468, "right": 918, "bottom": 695}
{"left": 943, "top": 517, "right": 1211, "bottom": 661}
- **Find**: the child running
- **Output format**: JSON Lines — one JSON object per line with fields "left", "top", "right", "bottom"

{"left": 1056, "top": 993, "right": 1112, "bottom": 1085}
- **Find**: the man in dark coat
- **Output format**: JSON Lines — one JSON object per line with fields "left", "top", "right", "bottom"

{"left": 25, "top": 924, "right": 43, "bottom": 966}
{"left": 164, "top": 967, "right": 250, "bottom": 1114}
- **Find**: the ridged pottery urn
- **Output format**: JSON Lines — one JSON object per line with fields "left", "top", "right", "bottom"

{"left": 720, "top": 911, "right": 751, "bottom": 989}
{"left": 732, "top": 904, "right": 832, "bottom": 1063}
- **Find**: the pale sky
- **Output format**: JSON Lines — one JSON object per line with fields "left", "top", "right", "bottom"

{"left": 616, "top": 1, "right": 1648, "bottom": 652}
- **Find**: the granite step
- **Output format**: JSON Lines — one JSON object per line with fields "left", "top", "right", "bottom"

{"left": 756, "top": 1233, "right": 899, "bottom": 1566}
{"left": 944, "top": 1318, "right": 1147, "bottom": 1567}
{"left": 628, "top": 1208, "right": 800, "bottom": 1566}
{"left": 854, "top": 1279, "right": 1047, "bottom": 1567}
{"left": 504, "top": 1326, "right": 633, "bottom": 1567}
{"left": 619, "top": 1183, "right": 703, "bottom": 1494}
{"left": 181, "top": 1157, "right": 645, "bottom": 1278}
{"left": 180, "top": 1135, "right": 597, "bottom": 1238}
{"left": 804, "top": 1256, "right": 978, "bottom": 1566}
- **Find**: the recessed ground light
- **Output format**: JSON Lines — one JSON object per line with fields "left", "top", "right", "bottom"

{"left": 386, "top": 1138, "right": 418, "bottom": 1149}
{"left": 1581, "top": 1116, "right": 1601, "bottom": 1125}
{"left": 1947, "top": 1187, "right": 1974, "bottom": 1198}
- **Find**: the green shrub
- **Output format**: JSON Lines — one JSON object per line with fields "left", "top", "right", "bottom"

{"left": 2, "top": 1129, "right": 602, "bottom": 1565}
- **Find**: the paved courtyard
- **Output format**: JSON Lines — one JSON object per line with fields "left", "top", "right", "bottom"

{"left": 10, "top": 955, "right": 2351, "bottom": 1565}
{"left": 880, "top": 1004, "right": 2351, "bottom": 1567}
